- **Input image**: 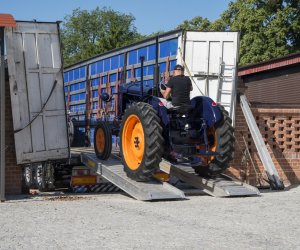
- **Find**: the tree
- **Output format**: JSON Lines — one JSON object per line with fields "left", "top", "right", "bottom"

{"left": 176, "top": 0, "right": 300, "bottom": 65}
{"left": 177, "top": 16, "right": 212, "bottom": 31}
{"left": 61, "top": 7, "right": 144, "bottom": 66}
{"left": 216, "top": 0, "right": 300, "bottom": 65}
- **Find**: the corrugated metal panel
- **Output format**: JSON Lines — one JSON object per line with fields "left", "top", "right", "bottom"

{"left": 244, "top": 65, "right": 300, "bottom": 104}
{"left": 5, "top": 21, "right": 69, "bottom": 164}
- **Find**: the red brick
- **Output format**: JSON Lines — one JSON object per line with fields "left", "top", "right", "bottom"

{"left": 228, "top": 87, "right": 300, "bottom": 186}
{"left": 4, "top": 80, "right": 22, "bottom": 195}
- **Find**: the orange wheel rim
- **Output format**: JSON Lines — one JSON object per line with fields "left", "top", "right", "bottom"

{"left": 196, "top": 127, "right": 217, "bottom": 165}
{"left": 122, "top": 115, "right": 145, "bottom": 170}
{"left": 96, "top": 127, "right": 105, "bottom": 153}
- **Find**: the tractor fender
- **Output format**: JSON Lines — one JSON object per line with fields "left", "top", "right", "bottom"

{"left": 190, "top": 96, "right": 223, "bottom": 127}
{"left": 149, "top": 96, "right": 169, "bottom": 126}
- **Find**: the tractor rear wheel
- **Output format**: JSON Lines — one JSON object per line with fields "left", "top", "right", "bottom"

{"left": 120, "top": 102, "right": 164, "bottom": 181}
{"left": 94, "top": 121, "right": 112, "bottom": 160}
{"left": 194, "top": 106, "right": 235, "bottom": 177}
{"left": 34, "top": 162, "right": 55, "bottom": 192}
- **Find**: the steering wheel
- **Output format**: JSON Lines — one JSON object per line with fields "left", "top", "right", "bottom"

{"left": 159, "top": 80, "right": 172, "bottom": 100}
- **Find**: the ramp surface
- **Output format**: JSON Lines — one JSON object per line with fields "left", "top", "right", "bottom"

{"left": 160, "top": 160, "right": 260, "bottom": 197}
{"left": 81, "top": 153, "right": 185, "bottom": 201}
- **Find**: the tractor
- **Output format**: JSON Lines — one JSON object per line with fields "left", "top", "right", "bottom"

{"left": 94, "top": 57, "right": 235, "bottom": 181}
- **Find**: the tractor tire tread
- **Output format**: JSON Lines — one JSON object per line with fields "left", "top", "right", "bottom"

{"left": 121, "top": 102, "right": 164, "bottom": 181}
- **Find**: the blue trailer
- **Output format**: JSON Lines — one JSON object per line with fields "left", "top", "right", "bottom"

{"left": 63, "top": 30, "right": 239, "bottom": 147}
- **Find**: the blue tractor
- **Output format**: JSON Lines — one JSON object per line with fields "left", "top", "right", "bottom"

{"left": 94, "top": 57, "right": 235, "bottom": 181}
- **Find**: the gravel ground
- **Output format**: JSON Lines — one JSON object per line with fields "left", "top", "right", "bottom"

{"left": 0, "top": 186, "right": 300, "bottom": 250}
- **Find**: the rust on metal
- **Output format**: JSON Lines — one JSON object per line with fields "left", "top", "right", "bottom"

{"left": 0, "top": 14, "right": 16, "bottom": 27}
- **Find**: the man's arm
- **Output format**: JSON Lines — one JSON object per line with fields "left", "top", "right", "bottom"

{"left": 161, "top": 77, "right": 173, "bottom": 99}
{"left": 160, "top": 87, "right": 171, "bottom": 99}
{"left": 189, "top": 78, "right": 193, "bottom": 91}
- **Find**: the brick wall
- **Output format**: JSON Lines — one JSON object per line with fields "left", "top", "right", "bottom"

{"left": 227, "top": 85, "right": 300, "bottom": 187}
{"left": 4, "top": 78, "right": 22, "bottom": 195}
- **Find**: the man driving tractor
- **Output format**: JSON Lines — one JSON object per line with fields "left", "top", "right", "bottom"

{"left": 160, "top": 64, "right": 193, "bottom": 108}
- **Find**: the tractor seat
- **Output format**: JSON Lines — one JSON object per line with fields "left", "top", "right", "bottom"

{"left": 168, "top": 104, "right": 193, "bottom": 115}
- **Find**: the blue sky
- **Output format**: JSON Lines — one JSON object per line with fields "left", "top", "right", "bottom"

{"left": 1, "top": 0, "right": 232, "bottom": 35}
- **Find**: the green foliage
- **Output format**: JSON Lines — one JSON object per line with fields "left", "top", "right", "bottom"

{"left": 176, "top": 0, "right": 300, "bottom": 65}
{"left": 177, "top": 16, "right": 212, "bottom": 31}
{"left": 61, "top": 7, "right": 144, "bottom": 66}
{"left": 218, "top": 0, "right": 300, "bottom": 65}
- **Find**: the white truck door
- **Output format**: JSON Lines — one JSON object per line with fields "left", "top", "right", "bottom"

{"left": 182, "top": 31, "right": 239, "bottom": 121}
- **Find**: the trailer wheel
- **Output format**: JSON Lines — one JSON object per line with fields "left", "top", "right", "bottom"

{"left": 120, "top": 102, "right": 164, "bottom": 181}
{"left": 23, "top": 165, "right": 33, "bottom": 188}
{"left": 34, "top": 163, "right": 55, "bottom": 192}
{"left": 94, "top": 121, "right": 112, "bottom": 160}
{"left": 21, "top": 165, "right": 33, "bottom": 193}
{"left": 194, "top": 106, "right": 235, "bottom": 177}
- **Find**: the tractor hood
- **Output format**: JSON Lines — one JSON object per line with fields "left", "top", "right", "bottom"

{"left": 119, "top": 81, "right": 155, "bottom": 96}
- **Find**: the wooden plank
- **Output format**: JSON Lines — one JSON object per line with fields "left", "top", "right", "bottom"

{"left": 5, "top": 28, "right": 33, "bottom": 161}
{"left": 6, "top": 22, "right": 69, "bottom": 164}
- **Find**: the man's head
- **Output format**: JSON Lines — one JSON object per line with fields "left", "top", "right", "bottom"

{"left": 173, "top": 64, "right": 184, "bottom": 76}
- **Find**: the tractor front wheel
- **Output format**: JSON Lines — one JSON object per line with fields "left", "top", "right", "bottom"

{"left": 120, "top": 102, "right": 164, "bottom": 181}
{"left": 94, "top": 121, "right": 112, "bottom": 160}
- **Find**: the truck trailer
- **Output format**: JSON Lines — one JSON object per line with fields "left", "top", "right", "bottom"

{"left": 5, "top": 19, "right": 253, "bottom": 196}
{"left": 64, "top": 29, "right": 239, "bottom": 148}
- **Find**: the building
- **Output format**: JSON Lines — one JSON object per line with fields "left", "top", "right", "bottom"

{"left": 229, "top": 52, "right": 300, "bottom": 186}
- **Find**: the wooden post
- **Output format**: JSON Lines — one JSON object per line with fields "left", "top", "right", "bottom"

{"left": 105, "top": 72, "right": 111, "bottom": 115}
{"left": 67, "top": 81, "right": 70, "bottom": 111}
{"left": 165, "top": 56, "right": 170, "bottom": 83}
{"left": 0, "top": 27, "right": 5, "bottom": 201}
{"left": 131, "top": 65, "right": 135, "bottom": 82}
{"left": 97, "top": 73, "right": 102, "bottom": 120}
{"left": 115, "top": 68, "right": 120, "bottom": 117}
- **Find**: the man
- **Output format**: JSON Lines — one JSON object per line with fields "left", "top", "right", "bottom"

{"left": 160, "top": 64, "right": 193, "bottom": 108}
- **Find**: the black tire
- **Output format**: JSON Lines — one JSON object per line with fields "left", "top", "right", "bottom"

{"left": 34, "top": 163, "right": 55, "bottom": 192}
{"left": 21, "top": 165, "right": 32, "bottom": 194}
{"left": 120, "top": 102, "right": 164, "bottom": 181}
{"left": 194, "top": 105, "right": 235, "bottom": 177}
{"left": 94, "top": 121, "right": 112, "bottom": 160}
{"left": 68, "top": 119, "right": 74, "bottom": 146}
{"left": 23, "top": 165, "right": 33, "bottom": 188}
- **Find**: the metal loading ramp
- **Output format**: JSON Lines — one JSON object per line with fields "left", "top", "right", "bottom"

{"left": 80, "top": 153, "right": 186, "bottom": 201}
{"left": 159, "top": 160, "right": 260, "bottom": 197}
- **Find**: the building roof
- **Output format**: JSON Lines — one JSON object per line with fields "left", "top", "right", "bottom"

{"left": 0, "top": 14, "right": 16, "bottom": 27}
{"left": 238, "top": 52, "right": 300, "bottom": 77}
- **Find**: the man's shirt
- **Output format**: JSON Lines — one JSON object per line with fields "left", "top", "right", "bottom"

{"left": 166, "top": 75, "right": 192, "bottom": 106}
